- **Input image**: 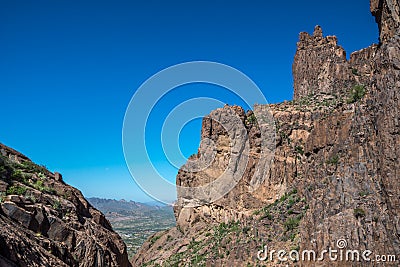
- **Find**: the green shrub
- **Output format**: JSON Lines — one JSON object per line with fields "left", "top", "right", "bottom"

{"left": 25, "top": 193, "right": 37, "bottom": 203}
{"left": 21, "top": 175, "right": 30, "bottom": 185}
{"left": 289, "top": 233, "right": 297, "bottom": 242}
{"left": 247, "top": 114, "right": 257, "bottom": 125}
{"left": 52, "top": 199, "right": 61, "bottom": 211}
{"left": 326, "top": 155, "right": 339, "bottom": 165}
{"left": 177, "top": 225, "right": 183, "bottom": 234}
{"left": 21, "top": 161, "right": 47, "bottom": 174}
{"left": 280, "top": 193, "right": 289, "bottom": 202}
{"left": 33, "top": 180, "right": 44, "bottom": 190}
{"left": 347, "top": 85, "right": 366, "bottom": 103}
{"left": 287, "top": 198, "right": 296, "bottom": 209}
{"left": 352, "top": 68, "right": 360, "bottom": 76}
{"left": 278, "top": 189, "right": 298, "bottom": 204}
{"left": 253, "top": 209, "right": 261, "bottom": 216}
{"left": 283, "top": 218, "right": 300, "bottom": 231}
{"left": 6, "top": 185, "right": 27, "bottom": 195}
{"left": 11, "top": 170, "right": 24, "bottom": 180}
{"left": 150, "top": 234, "right": 161, "bottom": 244}
{"left": 261, "top": 211, "right": 273, "bottom": 220}
{"left": 295, "top": 145, "right": 304, "bottom": 155}
{"left": 284, "top": 216, "right": 301, "bottom": 231}
{"left": 291, "top": 245, "right": 300, "bottom": 252}
{"left": 32, "top": 180, "right": 55, "bottom": 194}
{"left": 45, "top": 187, "right": 56, "bottom": 194}
{"left": 354, "top": 208, "right": 366, "bottom": 218}
{"left": 289, "top": 188, "right": 298, "bottom": 195}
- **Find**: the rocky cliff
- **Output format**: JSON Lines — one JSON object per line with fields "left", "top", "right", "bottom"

{"left": 0, "top": 143, "right": 132, "bottom": 267}
{"left": 133, "top": 0, "right": 399, "bottom": 266}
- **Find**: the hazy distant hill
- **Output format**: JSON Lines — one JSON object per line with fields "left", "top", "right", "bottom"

{"left": 88, "top": 197, "right": 169, "bottom": 215}
{"left": 88, "top": 197, "right": 175, "bottom": 257}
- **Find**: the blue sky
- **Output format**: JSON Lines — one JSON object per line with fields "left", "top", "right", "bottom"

{"left": 0, "top": 0, "right": 377, "bottom": 202}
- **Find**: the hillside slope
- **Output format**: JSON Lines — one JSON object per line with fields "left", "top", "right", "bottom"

{"left": 0, "top": 143, "right": 132, "bottom": 267}
{"left": 133, "top": 0, "right": 400, "bottom": 266}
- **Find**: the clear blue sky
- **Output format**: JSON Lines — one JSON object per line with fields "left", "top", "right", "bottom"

{"left": 0, "top": 0, "right": 377, "bottom": 202}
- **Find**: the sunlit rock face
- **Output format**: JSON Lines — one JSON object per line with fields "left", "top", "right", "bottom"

{"left": 133, "top": 0, "right": 400, "bottom": 266}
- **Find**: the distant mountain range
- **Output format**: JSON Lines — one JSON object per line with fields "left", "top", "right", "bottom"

{"left": 87, "top": 197, "right": 173, "bottom": 219}
{"left": 87, "top": 197, "right": 176, "bottom": 258}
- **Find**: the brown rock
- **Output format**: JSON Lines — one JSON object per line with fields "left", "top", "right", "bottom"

{"left": 0, "top": 180, "right": 8, "bottom": 192}
{"left": 1, "top": 201, "right": 33, "bottom": 228}
{"left": 134, "top": 1, "right": 400, "bottom": 266}
{"left": 292, "top": 25, "right": 353, "bottom": 100}
{"left": 0, "top": 144, "right": 132, "bottom": 267}
{"left": 371, "top": 0, "right": 400, "bottom": 43}
{"left": 54, "top": 172, "right": 63, "bottom": 182}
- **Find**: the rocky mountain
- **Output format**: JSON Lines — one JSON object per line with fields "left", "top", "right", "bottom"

{"left": 133, "top": 0, "right": 400, "bottom": 266}
{"left": 0, "top": 143, "right": 132, "bottom": 267}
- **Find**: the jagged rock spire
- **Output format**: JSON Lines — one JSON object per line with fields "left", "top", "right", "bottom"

{"left": 313, "top": 25, "right": 323, "bottom": 38}
{"left": 292, "top": 25, "right": 349, "bottom": 100}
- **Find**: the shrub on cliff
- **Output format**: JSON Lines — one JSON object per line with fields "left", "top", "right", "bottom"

{"left": 354, "top": 208, "right": 366, "bottom": 219}
{"left": 6, "top": 185, "right": 27, "bottom": 195}
{"left": 347, "top": 85, "right": 366, "bottom": 103}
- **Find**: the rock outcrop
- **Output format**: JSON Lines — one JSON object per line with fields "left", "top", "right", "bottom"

{"left": 371, "top": 0, "right": 400, "bottom": 43}
{"left": 292, "top": 26, "right": 382, "bottom": 100}
{"left": 133, "top": 0, "right": 399, "bottom": 266}
{"left": 0, "top": 143, "right": 132, "bottom": 267}
{"left": 293, "top": 25, "right": 352, "bottom": 99}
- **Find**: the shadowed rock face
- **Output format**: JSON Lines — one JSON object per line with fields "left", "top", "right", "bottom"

{"left": 0, "top": 144, "right": 132, "bottom": 267}
{"left": 371, "top": 0, "right": 400, "bottom": 43}
{"left": 132, "top": 0, "right": 400, "bottom": 266}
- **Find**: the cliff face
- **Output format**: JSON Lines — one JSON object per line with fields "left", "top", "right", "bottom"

{"left": 133, "top": 0, "right": 399, "bottom": 266}
{"left": 0, "top": 144, "right": 132, "bottom": 267}
{"left": 371, "top": 0, "right": 400, "bottom": 43}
